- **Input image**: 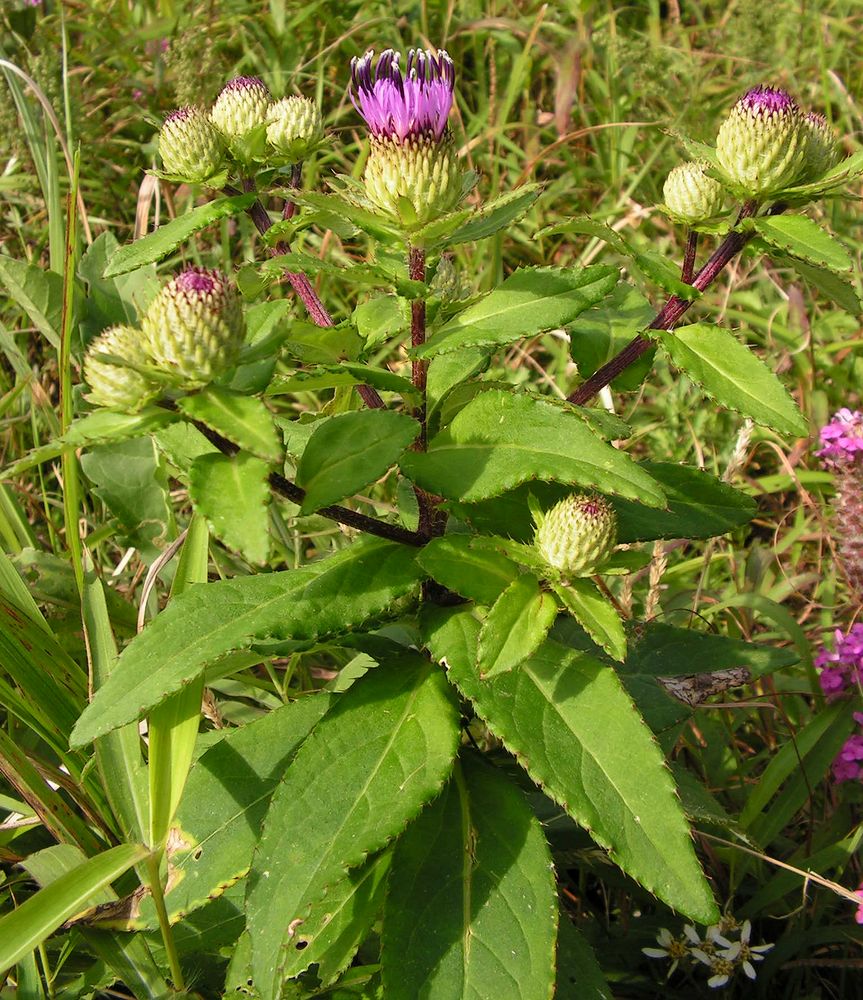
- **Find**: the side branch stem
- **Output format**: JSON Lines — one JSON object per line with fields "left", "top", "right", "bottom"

{"left": 231, "top": 180, "right": 384, "bottom": 409}
{"left": 568, "top": 201, "right": 761, "bottom": 406}
{"left": 190, "top": 418, "right": 424, "bottom": 547}
{"left": 408, "top": 246, "right": 438, "bottom": 539}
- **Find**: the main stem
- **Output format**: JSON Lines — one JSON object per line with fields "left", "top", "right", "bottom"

{"left": 568, "top": 202, "right": 760, "bottom": 406}
{"left": 232, "top": 179, "right": 384, "bottom": 410}
{"left": 408, "top": 246, "right": 437, "bottom": 539}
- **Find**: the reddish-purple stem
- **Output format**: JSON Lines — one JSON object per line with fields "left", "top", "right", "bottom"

{"left": 568, "top": 202, "right": 761, "bottom": 406}
{"left": 234, "top": 179, "right": 385, "bottom": 410}
{"left": 682, "top": 230, "right": 698, "bottom": 284}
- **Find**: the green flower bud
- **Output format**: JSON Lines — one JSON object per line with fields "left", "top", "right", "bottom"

{"left": 141, "top": 268, "right": 245, "bottom": 387}
{"left": 534, "top": 494, "right": 617, "bottom": 578}
{"left": 662, "top": 161, "right": 724, "bottom": 223}
{"left": 799, "top": 111, "right": 841, "bottom": 182}
{"left": 363, "top": 136, "right": 463, "bottom": 226}
{"left": 158, "top": 106, "right": 225, "bottom": 182}
{"left": 715, "top": 85, "right": 807, "bottom": 197}
{"left": 209, "top": 76, "right": 271, "bottom": 141}
{"left": 266, "top": 96, "right": 324, "bottom": 161}
{"left": 84, "top": 325, "right": 159, "bottom": 411}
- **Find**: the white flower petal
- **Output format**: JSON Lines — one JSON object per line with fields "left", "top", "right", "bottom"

{"left": 643, "top": 948, "right": 670, "bottom": 959}
{"left": 683, "top": 924, "right": 702, "bottom": 944}
{"left": 708, "top": 974, "right": 730, "bottom": 988}
{"left": 691, "top": 949, "right": 712, "bottom": 966}
{"left": 743, "top": 960, "right": 757, "bottom": 979}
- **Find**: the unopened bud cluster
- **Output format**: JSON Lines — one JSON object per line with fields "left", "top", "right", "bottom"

{"left": 158, "top": 77, "right": 324, "bottom": 183}
{"left": 83, "top": 267, "right": 245, "bottom": 410}
{"left": 662, "top": 85, "right": 843, "bottom": 218}
{"left": 533, "top": 494, "right": 617, "bottom": 579}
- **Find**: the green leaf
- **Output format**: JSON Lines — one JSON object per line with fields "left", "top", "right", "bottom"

{"left": 478, "top": 574, "right": 558, "bottom": 677}
{"left": 0, "top": 843, "right": 148, "bottom": 970}
{"left": 291, "top": 191, "right": 402, "bottom": 242}
{"left": 612, "top": 462, "right": 757, "bottom": 542}
{"left": 70, "top": 539, "right": 424, "bottom": 746}
{"left": 401, "top": 389, "right": 665, "bottom": 507}
{"left": 64, "top": 408, "right": 179, "bottom": 448}
{"left": 424, "top": 609, "right": 718, "bottom": 924}
{"left": 296, "top": 410, "right": 420, "bottom": 514}
{"left": 552, "top": 579, "right": 626, "bottom": 662}
{"left": 784, "top": 256, "right": 862, "bottom": 316}
{"left": 444, "top": 184, "right": 542, "bottom": 246}
{"left": 353, "top": 295, "right": 410, "bottom": 347}
{"left": 281, "top": 319, "right": 364, "bottom": 364}
{"left": 280, "top": 850, "right": 392, "bottom": 986}
{"left": 747, "top": 215, "right": 853, "bottom": 273}
{"left": 656, "top": 323, "right": 807, "bottom": 436}
{"left": 415, "top": 266, "right": 619, "bottom": 358}
{"left": 189, "top": 453, "right": 270, "bottom": 564}
{"left": 416, "top": 535, "right": 519, "bottom": 605}
{"left": 0, "top": 257, "right": 66, "bottom": 348}
{"left": 179, "top": 388, "right": 280, "bottom": 462}
{"left": 80, "top": 436, "right": 174, "bottom": 561}
{"left": 426, "top": 347, "right": 490, "bottom": 423}
{"left": 381, "top": 753, "right": 557, "bottom": 1000}
{"left": 246, "top": 657, "right": 460, "bottom": 1000}
{"left": 103, "top": 194, "right": 257, "bottom": 277}
{"left": 133, "top": 693, "right": 334, "bottom": 927}
{"left": 569, "top": 283, "right": 656, "bottom": 391}
{"left": 556, "top": 916, "right": 612, "bottom": 1000}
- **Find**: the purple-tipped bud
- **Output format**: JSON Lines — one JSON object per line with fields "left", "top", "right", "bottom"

{"left": 350, "top": 48, "right": 455, "bottom": 143}
{"left": 141, "top": 267, "right": 245, "bottom": 387}
{"left": 210, "top": 76, "right": 272, "bottom": 141}
{"left": 716, "top": 84, "right": 807, "bottom": 196}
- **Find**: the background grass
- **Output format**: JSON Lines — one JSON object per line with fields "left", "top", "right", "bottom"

{"left": 2, "top": 1, "right": 863, "bottom": 997}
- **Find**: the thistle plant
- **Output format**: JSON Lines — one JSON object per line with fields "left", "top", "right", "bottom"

{"left": 4, "top": 43, "right": 863, "bottom": 1000}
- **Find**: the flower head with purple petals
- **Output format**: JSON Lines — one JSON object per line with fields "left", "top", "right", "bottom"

{"left": 816, "top": 624, "right": 863, "bottom": 699}
{"left": 350, "top": 48, "right": 455, "bottom": 144}
{"left": 817, "top": 409, "right": 863, "bottom": 467}
{"left": 737, "top": 85, "right": 798, "bottom": 119}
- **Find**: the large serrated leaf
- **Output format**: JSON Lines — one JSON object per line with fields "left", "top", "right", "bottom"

{"left": 415, "top": 266, "right": 619, "bottom": 358}
{"left": 70, "top": 539, "right": 425, "bottom": 746}
{"left": 280, "top": 850, "right": 392, "bottom": 986}
{"left": 296, "top": 410, "right": 420, "bottom": 513}
{"left": 657, "top": 324, "right": 807, "bottom": 436}
{"left": 103, "top": 195, "right": 257, "bottom": 277}
{"left": 401, "top": 389, "right": 665, "bottom": 507}
{"left": 416, "top": 535, "right": 519, "bottom": 605}
{"left": 0, "top": 257, "right": 66, "bottom": 348}
{"left": 179, "top": 388, "right": 280, "bottom": 461}
{"left": 784, "top": 256, "right": 863, "bottom": 316}
{"left": 246, "top": 657, "right": 460, "bottom": 1000}
{"left": 747, "top": 215, "right": 853, "bottom": 273}
{"left": 381, "top": 753, "right": 557, "bottom": 1000}
{"left": 130, "top": 694, "right": 333, "bottom": 929}
{"left": 424, "top": 609, "right": 718, "bottom": 924}
{"left": 189, "top": 452, "right": 270, "bottom": 564}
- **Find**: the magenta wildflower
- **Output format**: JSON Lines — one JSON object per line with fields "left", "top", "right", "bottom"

{"left": 855, "top": 885, "right": 863, "bottom": 925}
{"left": 350, "top": 48, "right": 455, "bottom": 143}
{"left": 817, "top": 409, "right": 863, "bottom": 467}
{"left": 816, "top": 624, "right": 863, "bottom": 698}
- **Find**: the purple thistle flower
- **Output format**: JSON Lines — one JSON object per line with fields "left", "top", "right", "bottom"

{"left": 817, "top": 408, "right": 863, "bottom": 467}
{"left": 350, "top": 48, "right": 455, "bottom": 143}
{"left": 737, "top": 84, "right": 798, "bottom": 118}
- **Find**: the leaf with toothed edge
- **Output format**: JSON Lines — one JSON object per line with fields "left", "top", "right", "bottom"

{"left": 381, "top": 753, "right": 558, "bottom": 1000}
{"left": 422, "top": 606, "right": 718, "bottom": 924}
{"left": 70, "top": 539, "right": 425, "bottom": 747}
{"left": 400, "top": 389, "right": 666, "bottom": 508}
{"left": 245, "top": 656, "right": 460, "bottom": 1000}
